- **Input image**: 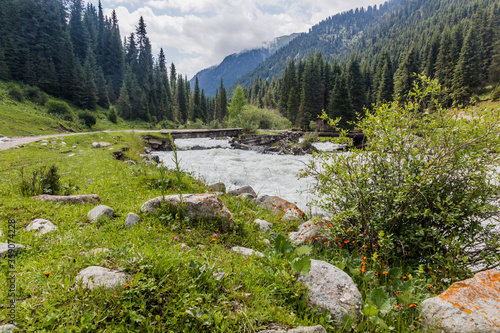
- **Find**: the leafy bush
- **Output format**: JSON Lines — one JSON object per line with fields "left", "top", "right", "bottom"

{"left": 302, "top": 76, "right": 500, "bottom": 281}
{"left": 23, "top": 85, "right": 48, "bottom": 105}
{"left": 227, "top": 105, "right": 291, "bottom": 131}
{"left": 299, "top": 132, "right": 318, "bottom": 150}
{"left": 492, "top": 85, "right": 500, "bottom": 101}
{"left": 20, "top": 165, "right": 61, "bottom": 196}
{"left": 8, "top": 85, "right": 24, "bottom": 102}
{"left": 79, "top": 111, "right": 97, "bottom": 128}
{"left": 46, "top": 100, "right": 73, "bottom": 121}
{"left": 107, "top": 109, "right": 118, "bottom": 123}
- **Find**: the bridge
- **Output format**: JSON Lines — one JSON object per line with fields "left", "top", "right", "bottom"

{"left": 144, "top": 128, "right": 242, "bottom": 150}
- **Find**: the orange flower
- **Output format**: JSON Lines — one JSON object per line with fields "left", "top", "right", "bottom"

{"left": 418, "top": 318, "right": 423, "bottom": 322}
{"left": 44, "top": 271, "right": 51, "bottom": 277}
{"left": 298, "top": 237, "right": 302, "bottom": 240}
{"left": 324, "top": 241, "right": 328, "bottom": 244}
{"left": 314, "top": 237, "right": 318, "bottom": 240}
{"left": 403, "top": 276, "right": 407, "bottom": 279}
{"left": 382, "top": 271, "right": 388, "bottom": 275}
{"left": 409, "top": 304, "right": 417, "bottom": 308}
{"left": 209, "top": 188, "right": 213, "bottom": 191}
{"left": 352, "top": 241, "right": 355, "bottom": 243}
{"left": 375, "top": 273, "right": 378, "bottom": 276}
{"left": 124, "top": 284, "right": 131, "bottom": 288}
{"left": 372, "top": 244, "right": 376, "bottom": 247}
{"left": 394, "top": 305, "right": 400, "bottom": 309}
{"left": 328, "top": 224, "right": 332, "bottom": 227}
{"left": 361, "top": 266, "right": 366, "bottom": 273}
{"left": 278, "top": 217, "right": 282, "bottom": 220}
{"left": 428, "top": 284, "right": 432, "bottom": 287}
{"left": 211, "top": 238, "right": 216, "bottom": 241}
{"left": 344, "top": 240, "right": 349, "bottom": 244}
{"left": 363, "top": 256, "right": 367, "bottom": 260}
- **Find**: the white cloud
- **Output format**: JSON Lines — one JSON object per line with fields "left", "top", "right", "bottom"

{"left": 98, "top": 0, "right": 387, "bottom": 78}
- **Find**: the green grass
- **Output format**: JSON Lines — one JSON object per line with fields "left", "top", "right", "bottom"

{"left": 0, "top": 81, "right": 161, "bottom": 137}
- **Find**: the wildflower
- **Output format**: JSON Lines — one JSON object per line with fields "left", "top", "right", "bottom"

{"left": 382, "top": 271, "right": 388, "bottom": 275}
{"left": 174, "top": 237, "right": 179, "bottom": 241}
{"left": 87, "top": 179, "right": 91, "bottom": 183}
{"left": 361, "top": 266, "right": 366, "bottom": 273}
{"left": 314, "top": 237, "right": 318, "bottom": 240}
{"left": 124, "top": 284, "right": 131, "bottom": 288}
{"left": 363, "top": 256, "right": 367, "bottom": 260}
{"left": 213, "top": 233, "right": 217, "bottom": 238}
{"left": 278, "top": 217, "right": 282, "bottom": 220}
{"left": 44, "top": 271, "right": 51, "bottom": 277}
{"left": 409, "top": 304, "right": 417, "bottom": 308}
{"left": 403, "top": 276, "right": 407, "bottom": 279}
{"left": 418, "top": 319, "right": 423, "bottom": 322}
{"left": 344, "top": 240, "right": 349, "bottom": 244}
{"left": 428, "top": 284, "right": 432, "bottom": 287}
{"left": 298, "top": 237, "right": 302, "bottom": 240}
{"left": 372, "top": 244, "right": 376, "bottom": 247}
{"left": 209, "top": 188, "right": 213, "bottom": 191}
{"left": 244, "top": 263, "right": 247, "bottom": 266}
{"left": 394, "top": 305, "right": 400, "bottom": 309}
{"left": 211, "top": 238, "right": 216, "bottom": 241}
{"left": 328, "top": 224, "right": 332, "bottom": 227}
{"left": 239, "top": 197, "right": 242, "bottom": 200}
{"left": 324, "top": 241, "right": 328, "bottom": 244}
{"left": 375, "top": 273, "right": 378, "bottom": 276}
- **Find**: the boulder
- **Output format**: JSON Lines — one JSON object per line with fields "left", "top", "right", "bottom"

{"left": 228, "top": 185, "right": 257, "bottom": 197}
{"left": 231, "top": 246, "right": 264, "bottom": 257}
{"left": 240, "top": 193, "right": 255, "bottom": 200}
{"left": 258, "top": 325, "right": 326, "bottom": 333}
{"left": 297, "top": 260, "right": 362, "bottom": 324}
{"left": 141, "top": 194, "right": 234, "bottom": 231}
{"left": 0, "top": 243, "right": 24, "bottom": 254}
{"left": 289, "top": 219, "right": 331, "bottom": 246}
{"left": 207, "top": 182, "right": 226, "bottom": 193}
{"left": 124, "top": 213, "right": 141, "bottom": 228}
{"left": 283, "top": 209, "right": 303, "bottom": 222}
{"left": 421, "top": 270, "right": 500, "bottom": 333}
{"left": 92, "top": 142, "right": 111, "bottom": 148}
{"left": 75, "top": 266, "right": 131, "bottom": 290}
{"left": 32, "top": 194, "right": 100, "bottom": 204}
{"left": 254, "top": 219, "right": 273, "bottom": 232}
{"left": 88, "top": 205, "right": 114, "bottom": 222}
{"left": 26, "top": 219, "right": 58, "bottom": 235}
{"left": 255, "top": 195, "right": 304, "bottom": 220}
{"left": 0, "top": 325, "right": 18, "bottom": 333}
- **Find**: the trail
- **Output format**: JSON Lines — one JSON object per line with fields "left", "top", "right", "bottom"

{"left": 0, "top": 130, "right": 156, "bottom": 151}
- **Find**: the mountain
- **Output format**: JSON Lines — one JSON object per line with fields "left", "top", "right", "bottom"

{"left": 232, "top": 0, "right": 500, "bottom": 90}
{"left": 190, "top": 33, "right": 299, "bottom": 96}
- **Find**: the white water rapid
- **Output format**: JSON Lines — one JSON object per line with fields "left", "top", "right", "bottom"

{"left": 153, "top": 138, "right": 336, "bottom": 215}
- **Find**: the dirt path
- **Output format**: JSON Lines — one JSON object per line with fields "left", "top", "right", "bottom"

{"left": 0, "top": 130, "right": 157, "bottom": 152}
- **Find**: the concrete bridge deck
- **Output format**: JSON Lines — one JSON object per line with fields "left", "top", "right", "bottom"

{"left": 159, "top": 128, "right": 242, "bottom": 139}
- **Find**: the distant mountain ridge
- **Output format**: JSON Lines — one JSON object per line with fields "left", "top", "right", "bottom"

{"left": 190, "top": 33, "right": 300, "bottom": 96}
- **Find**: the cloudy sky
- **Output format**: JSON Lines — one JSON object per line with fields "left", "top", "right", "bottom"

{"left": 91, "top": 0, "right": 387, "bottom": 79}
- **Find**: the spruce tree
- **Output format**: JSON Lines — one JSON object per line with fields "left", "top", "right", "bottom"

{"left": 327, "top": 74, "right": 354, "bottom": 129}
{"left": 452, "top": 24, "right": 481, "bottom": 103}
{"left": 346, "top": 56, "right": 365, "bottom": 116}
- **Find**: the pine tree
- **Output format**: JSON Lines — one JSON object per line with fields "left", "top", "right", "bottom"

{"left": 394, "top": 48, "right": 419, "bottom": 101}
{"left": 327, "top": 74, "right": 354, "bottom": 129}
{"left": 193, "top": 77, "right": 202, "bottom": 121}
{"left": 346, "top": 56, "right": 365, "bottom": 116}
{"left": 228, "top": 85, "right": 247, "bottom": 120}
{"left": 376, "top": 52, "right": 394, "bottom": 104}
{"left": 452, "top": 24, "right": 481, "bottom": 103}
{"left": 69, "top": 0, "right": 88, "bottom": 61}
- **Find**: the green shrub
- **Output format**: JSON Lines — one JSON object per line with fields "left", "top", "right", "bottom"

{"left": 8, "top": 85, "right": 24, "bottom": 102}
{"left": 491, "top": 85, "right": 500, "bottom": 101}
{"left": 301, "top": 76, "right": 500, "bottom": 282}
{"left": 46, "top": 100, "right": 73, "bottom": 121}
{"left": 79, "top": 111, "right": 97, "bottom": 128}
{"left": 20, "top": 165, "right": 61, "bottom": 196}
{"left": 107, "top": 109, "right": 118, "bottom": 123}
{"left": 299, "top": 132, "right": 318, "bottom": 150}
{"left": 23, "top": 85, "right": 48, "bottom": 105}
{"left": 227, "top": 105, "right": 291, "bottom": 130}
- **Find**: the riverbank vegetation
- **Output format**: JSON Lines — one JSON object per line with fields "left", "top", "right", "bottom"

{"left": 2, "top": 79, "right": 498, "bottom": 331}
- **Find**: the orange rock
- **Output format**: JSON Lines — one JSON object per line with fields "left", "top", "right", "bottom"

{"left": 421, "top": 270, "right": 500, "bottom": 332}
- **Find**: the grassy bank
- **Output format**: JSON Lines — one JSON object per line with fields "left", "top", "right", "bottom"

{"left": 0, "top": 132, "right": 437, "bottom": 332}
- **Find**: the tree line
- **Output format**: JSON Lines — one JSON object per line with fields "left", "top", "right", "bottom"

{"left": 243, "top": 3, "right": 500, "bottom": 129}
{"left": 0, "top": 0, "right": 229, "bottom": 126}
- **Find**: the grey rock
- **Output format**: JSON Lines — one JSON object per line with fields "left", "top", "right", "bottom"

{"left": 421, "top": 270, "right": 500, "bottom": 333}
{"left": 141, "top": 194, "right": 234, "bottom": 231}
{"left": 298, "top": 260, "right": 362, "bottom": 325}
{"left": 72, "top": 145, "right": 76, "bottom": 149}
{"left": 254, "top": 219, "right": 272, "bottom": 232}
{"left": 228, "top": 185, "right": 256, "bottom": 197}
{"left": 88, "top": 205, "right": 114, "bottom": 222}
{"left": 0, "top": 325, "right": 18, "bottom": 333}
{"left": 240, "top": 193, "right": 255, "bottom": 199}
{"left": 259, "top": 325, "right": 326, "bottom": 333}
{"left": 124, "top": 213, "right": 141, "bottom": 228}
{"left": 92, "top": 142, "right": 111, "bottom": 148}
{"left": 255, "top": 195, "right": 304, "bottom": 220}
{"left": 40, "top": 143, "right": 47, "bottom": 146}
{"left": 289, "top": 219, "right": 332, "bottom": 246}
{"left": 33, "top": 194, "right": 100, "bottom": 204}
{"left": 75, "top": 266, "right": 131, "bottom": 290}
{"left": 231, "top": 246, "right": 264, "bottom": 257}
{"left": 283, "top": 209, "right": 303, "bottom": 222}
{"left": 26, "top": 219, "right": 58, "bottom": 235}
{"left": 0, "top": 243, "right": 24, "bottom": 254}
{"left": 207, "top": 182, "right": 226, "bottom": 193}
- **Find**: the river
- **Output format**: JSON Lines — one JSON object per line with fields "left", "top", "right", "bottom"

{"left": 153, "top": 138, "right": 342, "bottom": 215}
